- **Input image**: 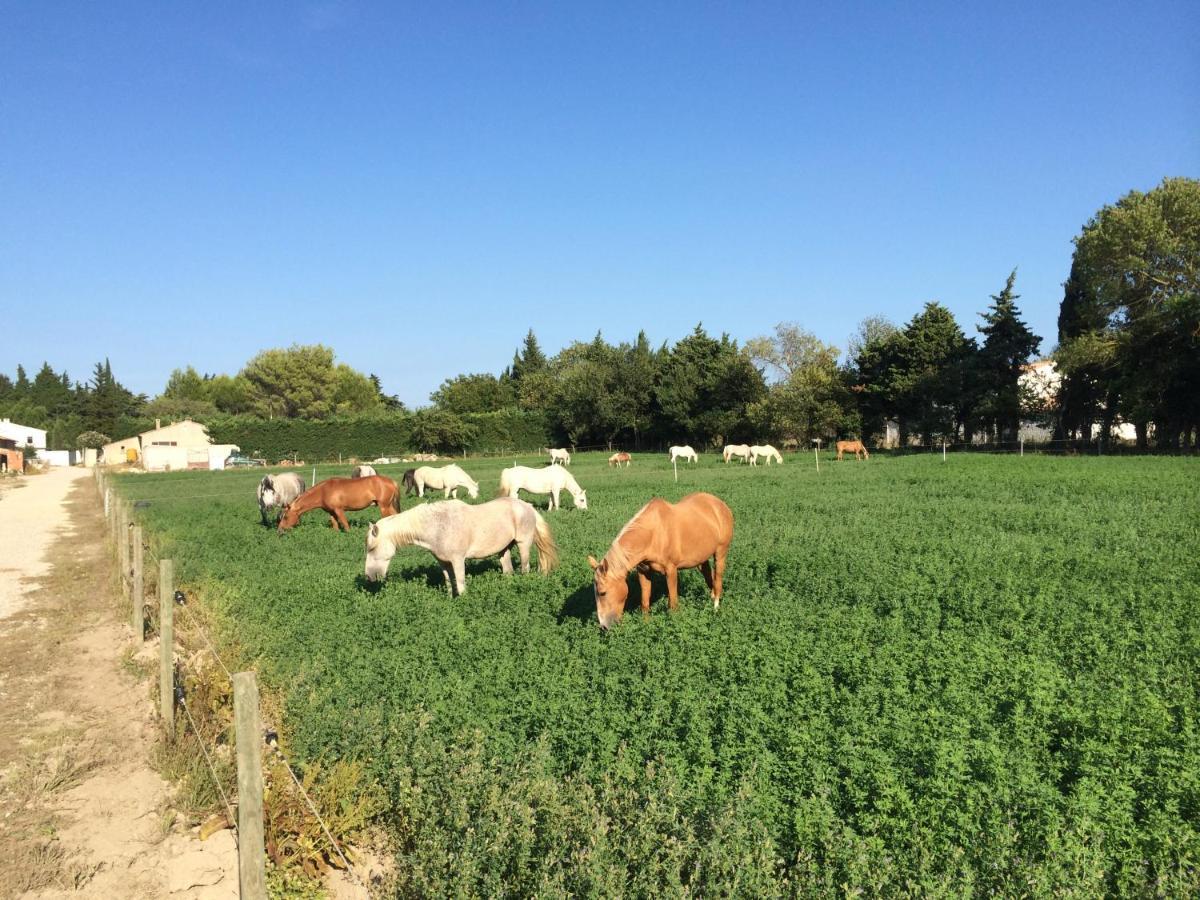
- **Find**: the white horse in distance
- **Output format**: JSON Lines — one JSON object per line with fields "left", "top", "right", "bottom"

{"left": 669, "top": 445, "right": 698, "bottom": 464}
{"left": 412, "top": 464, "right": 480, "bottom": 499}
{"left": 723, "top": 444, "right": 752, "bottom": 464}
{"left": 498, "top": 465, "right": 588, "bottom": 511}
{"left": 548, "top": 448, "right": 571, "bottom": 466}
{"left": 364, "top": 497, "right": 557, "bottom": 596}
{"left": 351, "top": 464, "right": 377, "bottom": 478}
{"left": 749, "top": 445, "right": 783, "bottom": 466}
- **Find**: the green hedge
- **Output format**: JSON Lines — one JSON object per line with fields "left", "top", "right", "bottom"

{"left": 200, "top": 410, "right": 547, "bottom": 461}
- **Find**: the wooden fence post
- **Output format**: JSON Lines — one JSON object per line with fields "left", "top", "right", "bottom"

{"left": 159, "top": 559, "right": 175, "bottom": 741}
{"left": 131, "top": 526, "right": 144, "bottom": 641}
{"left": 121, "top": 506, "right": 132, "bottom": 599}
{"left": 233, "top": 671, "right": 268, "bottom": 900}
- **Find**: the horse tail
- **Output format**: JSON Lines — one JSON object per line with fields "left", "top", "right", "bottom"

{"left": 533, "top": 512, "right": 558, "bottom": 573}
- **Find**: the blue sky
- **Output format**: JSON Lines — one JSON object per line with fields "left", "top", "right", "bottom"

{"left": 2, "top": 1, "right": 1196, "bottom": 405}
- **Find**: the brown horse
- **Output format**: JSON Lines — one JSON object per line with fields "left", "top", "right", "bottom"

{"left": 588, "top": 492, "right": 733, "bottom": 630}
{"left": 277, "top": 475, "right": 399, "bottom": 533}
{"left": 836, "top": 439, "right": 870, "bottom": 461}
{"left": 608, "top": 452, "right": 632, "bottom": 467}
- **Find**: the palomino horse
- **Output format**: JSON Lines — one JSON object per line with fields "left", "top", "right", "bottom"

{"left": 364, "top": 497, "right": 558, "bottom": 595}
{"left": 669, "top": 445, "right": 698, "bottom": 464}
{"left": 351, "top": 464, "right": 377, "bottom": 478}
{"left": 608, "top": 452, "right": 632, "bottom": 467}
{"left": 588, "top": 493, "right": 733, "bottom": 630}
{"left": 723, "top": 444, "right": 752, "bottom": 464}
{"left": 749, "top": 445, "right": 783, "bottom": 466}
{"left": 412, "top": 464, "right": 480, "bottom": 499}
{"left": 257, "top": 472, "right": 306, "bottom": 526}
{"left": 498, "top": 465, "right": 588, "bottom": 510}
{"left": 278, "top": 475, "right": 400, "bottom": 533}
{"left": 548, "top": 448, "right": 571, "bottom": 466}
{"left": 836, "top": 440, "right": 870, "bottom": 461}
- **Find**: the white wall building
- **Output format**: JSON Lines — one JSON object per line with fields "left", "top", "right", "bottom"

{"left": 0, "top": 418, "right": 47, "bottom": 452}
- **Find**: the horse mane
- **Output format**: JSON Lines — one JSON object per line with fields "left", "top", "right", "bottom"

{"left": 602, "top": 501, "right": 654, "bottom": 574}
{"left": 378, "top": 504, "right": 435, "bottom": 548}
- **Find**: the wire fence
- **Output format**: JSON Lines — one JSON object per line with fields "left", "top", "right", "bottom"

{"left": 96, "top": 467, "right": 366, "bottom": 893}
{"left": 171, "top": 588, "right": 366, "bottom": 888}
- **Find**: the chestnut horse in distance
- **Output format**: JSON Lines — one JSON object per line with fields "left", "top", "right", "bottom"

{"left": 836, "top": 440, "right": 870, "bottom": 461}
{"left": 588, "top": 492, "right": 733, "bottom": 630}
{"left": 277, "top": 475, "right": 400, "bottom": 533}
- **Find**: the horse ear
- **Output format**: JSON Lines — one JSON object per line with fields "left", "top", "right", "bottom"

{"left": 369, "top": 522, "right": 378, "bottom": 537}
{"left": 587, "top": 555, "right": 600, "bottom": 570}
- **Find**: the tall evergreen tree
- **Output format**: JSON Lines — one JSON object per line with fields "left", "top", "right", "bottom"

{"left": 976, "top": 270, "right": 1041, "bottom": 441}
{"left": 893, "top": 303, "right": 974, "bottom": 444}
{"left": 510, "top": 329, "right": 548, "bottom": 385}
{"left": 83, "top": 359, "right": 143, "bottom": 436}
{"left": 30, "top": 363, "right": 74, "bottom": 419}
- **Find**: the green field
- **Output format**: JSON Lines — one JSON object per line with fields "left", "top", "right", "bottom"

{"left": 119, "top": 453, "right": 1200, "bottom": 896}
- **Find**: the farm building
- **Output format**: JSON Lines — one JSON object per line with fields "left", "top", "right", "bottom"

{"left": 100, "top": 418, "right": 240, "bottom": 471}
{"left": 0, "top": 437, "right": 24, "bottom": 473}
{"left": 0, "top": 418, "right": 47, "bottom": 453}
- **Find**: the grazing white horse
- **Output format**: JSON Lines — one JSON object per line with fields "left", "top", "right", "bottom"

{"left": 723, "top": 444, "right": 752, "bottom": 464}
{"left": 498, "top": 465, "right": 588, "bottom": 511}
{"left": 364, "top": 497, "right": 558, "bottom": 596}
{"left": 257, "top": 472, "right": 306, "bottom": 525}
{"left": 548, "top": 447, "right": 571, "bottom": 466}
{"left": 749, "top": 445, "right": 783, "bottom": 466}
{"left": 669, "top": 445, "right": 698, "bottom": 464}
{"left": 351, "top": 464, "right": 377, "bottom": 478}
{"left": 412, "top": 464, "right": 480, "bottom": 499}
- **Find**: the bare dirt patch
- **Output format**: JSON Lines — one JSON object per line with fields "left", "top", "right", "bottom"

{"left": 0, "top": 473, "right": 237, "bottom": 899}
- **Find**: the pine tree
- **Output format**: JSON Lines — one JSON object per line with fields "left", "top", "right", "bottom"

{"left": 977, "top": 270, "right": 1041, "bottom": 442}
{"left": 510, "top": 329, "right": 548, "bottom": 384}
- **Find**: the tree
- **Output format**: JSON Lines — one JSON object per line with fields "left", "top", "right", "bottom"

{"left": 510, "top": 330, "right": 548, "bottom": 386}
{"left": 207, "top": 374, "right": 254, "bottom": 414}
{"left": 891, "top": 303, "right": 974, "bottom": 444}
{"left": 369, "top": 374, "right": 405, "bottom": 411}
{"left": 30, "top": 363, "right": 74, "bottom": 418}
{"left": 408, "top": 409, "right": 478, "bottom": 454}
{"left": 1057, "top": 177, "right": 1200, "bottom": 447}
{"left": 612, "top": 331, "right": 659, "bottom": 448}
{"left": 847, "top": 317, "right": 902, "bottom": 444}
{"left": 431, "top": 373, "right": 514, "bottom": 414}
{"left": 1055, "top": 259, "right": 1108, "bottom": 442}
{"left": 747, "top": 324, "right": 855, "bottom": 444}
{"left": 82, "top": 359, "right": 144, "bottom": 436}
{"left": 239, "top": 345, "right": 341, "bottom": 419}
{"left": 75, "top": 430, "right": 110, "bottom": 450}
{"left": 332, "top": 365, "right": 382, "bottom": 415}
{"left": 976, "top": 270, "right": 1041, "bottom": 442}
{"left": 655, "top": 325, "right": 766, "bottom": 446}
{"left": 162, "top": 366, "right": 209, "bottom": 401}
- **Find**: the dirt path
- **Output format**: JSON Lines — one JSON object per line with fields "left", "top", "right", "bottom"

{"left": 0, "top": 470, "right": 238, "bottom": 899}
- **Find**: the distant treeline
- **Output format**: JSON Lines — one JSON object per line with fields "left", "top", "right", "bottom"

{"left": 4, "top": 177, "right": 1196, "bottom": 454}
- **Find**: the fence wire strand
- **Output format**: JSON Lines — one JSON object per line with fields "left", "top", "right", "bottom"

{"left": 177, "top": 689, "right": 238, "bottom": 844}
{"left": 175, "top": 590, "right": 365, "bottom": 888}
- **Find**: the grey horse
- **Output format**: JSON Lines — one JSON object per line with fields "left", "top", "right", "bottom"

{"left": 364, "top": 497, "right": 558, "bottom": 596}
{"left": 257, "top": 472, "right": 306, "bottom": 526}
